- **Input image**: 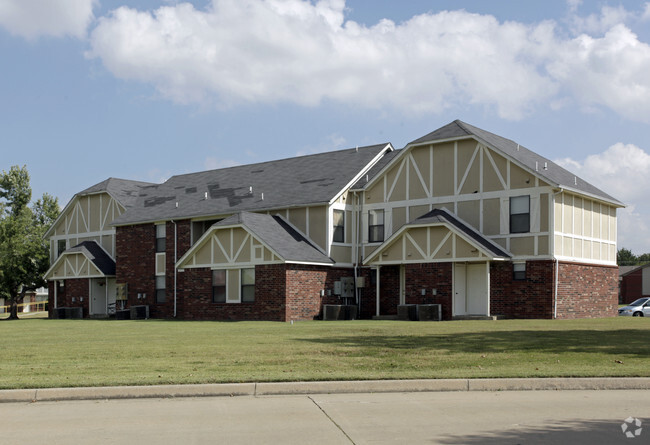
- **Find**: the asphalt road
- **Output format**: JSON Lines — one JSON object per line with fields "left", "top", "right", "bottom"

{"left": 2, "top": 390, "right": 649, "bottom": 444}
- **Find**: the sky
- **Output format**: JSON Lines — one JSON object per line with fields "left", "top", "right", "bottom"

{"left": 2, "top": 0, "right": 650, "bottom": 253}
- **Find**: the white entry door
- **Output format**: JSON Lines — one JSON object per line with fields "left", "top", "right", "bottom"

{"left": 90, "top": 279, "right": 107, "bottom": 315}
{"left": 454, "top": 264, "right": 467, "bottom": 315}
{"left": 454, "top": 263, "right": 489, "bottom": 316}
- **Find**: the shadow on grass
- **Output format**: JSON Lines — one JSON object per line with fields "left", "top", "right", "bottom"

{"left": 296, "top": 329, "right": 650, "bottom": 358}
{"left": 435, "top": 419, "right": 637, "bottom": 444}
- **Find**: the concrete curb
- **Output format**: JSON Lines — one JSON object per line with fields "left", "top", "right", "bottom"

{"left": 2, "top": 378, "right": 649, "bottom": 403}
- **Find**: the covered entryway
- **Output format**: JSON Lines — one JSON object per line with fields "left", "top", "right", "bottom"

{"left": 364, "top": 208, "right": 511, "bottom": 319}
{"left": 44, "top": 241, "right": 117, "bottom": 317}
{"left": 453, "top": 263, "right": 489, "bottom": 316}
{"left": 89, "top": 278, "right": 117, "bottom": 316}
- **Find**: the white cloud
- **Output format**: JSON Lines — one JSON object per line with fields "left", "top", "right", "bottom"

{"left": 0, "top": 0, "right": 96, "bottom": 40}
{"left": 547, "top": 25, "right": 650, "bottom": 122}
{"left": 84, "top": 0, "right": 650, "bottom": 123}
{"left": 556, "top": 142, "right": 650, "bottom": 253}
{"left": 87, "top": 0, "right": 557, "bottom": 119}
{"left": 567, "top": 5, "right": 631, "bottom": 34}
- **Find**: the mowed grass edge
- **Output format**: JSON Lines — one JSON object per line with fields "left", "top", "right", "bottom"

{"left": 0, "top": 317, "right": 648, "bottom": 389}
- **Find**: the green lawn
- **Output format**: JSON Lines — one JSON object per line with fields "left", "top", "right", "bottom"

{"left": 0, "top": 317, "right": 648, "bottom": 389}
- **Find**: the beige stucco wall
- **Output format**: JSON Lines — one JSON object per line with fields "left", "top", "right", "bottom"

{"left": 360, "top": 138, "right": 557, "bottom": 261}
{"left": 553, "top": 192, "right": 617, "bottom": 263}
{"left": 49, "top": 192, "right": 124, "bottom": 263}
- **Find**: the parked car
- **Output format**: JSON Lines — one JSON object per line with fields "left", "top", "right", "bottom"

{"left": 618, "top": 297, "right": 650, "bottom": 317}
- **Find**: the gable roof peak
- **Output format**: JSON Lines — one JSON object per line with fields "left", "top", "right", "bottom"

{"left": 406, "top": 120, "right": 623, "bottom": 207}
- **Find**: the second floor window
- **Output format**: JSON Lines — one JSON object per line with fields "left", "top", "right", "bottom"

{"left": 510, "top": 196, "right": 530, "bottom": 233}
{"left": 368, "top": 209, "right": 384, "bottom": 243}
{"left": 333, "top": 210, "right": 345, "bottom": 243}
{"left": 156, "top": 224, "right": 166, "bottom": 252}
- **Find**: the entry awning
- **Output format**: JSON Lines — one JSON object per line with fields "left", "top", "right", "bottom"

{"left": 364, "top": 208, "right": 511, "bottom": 266}
{"left": 177, "top": 212, "right": 334, "bottom": 270}
{"left": 44, "top": 241, "right": 116, "bottom": 280}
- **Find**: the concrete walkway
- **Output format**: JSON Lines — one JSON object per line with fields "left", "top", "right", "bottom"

{"left": 2, "top": 388, "right": 649, "bottom": 444}
{"left": 2, "top": 377, "right": 650, "bottom": 403}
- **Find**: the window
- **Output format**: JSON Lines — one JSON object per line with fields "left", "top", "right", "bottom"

{"left": 192, "top": 219, "right": 220, "bottom": 245}
{"left": 513, "top": 263, "right": 526, "bottom": 281}
{"left": 333, "top": 210, "right": 345, "bottom": 243}
{"left": 241, "top": 268, "right": 255, "bottom": 303}
{"left": 368, "top": 209, "right": 384, "bottom": 243}
{"left": 156, "top": 224, "right": 166, "bottom": 252}
{"left": 57, "top": 240, "right": 66, "bottom": 257}
{"left": 510, "top": 196, "right": 530, "bottom": 233}
{"left": 155, "top": 276, "right": 166, "bottom": 303}
{"left": 212, "top": 270, "right": 226, "bottom": 303}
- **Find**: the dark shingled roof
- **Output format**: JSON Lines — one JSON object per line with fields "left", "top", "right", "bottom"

{"left": 408, "top": 120, "right": 624, "bottom": 206}
{"left": 112, "top": 144, "right": 390, "bottom": 226}
{"left": 407, "top": 208, "right": 511, "bottom": 259}
{"left": 213, "top": 212, "right": 333, "bottom": 265}
{"left": 65, "top": 241, "right": 116, "bottom": 276}
{"left": 351, "top": 149, "right": 401, "bottom": 190}
{"left": 78, "top": 177, "right": 155, "bottom": 209}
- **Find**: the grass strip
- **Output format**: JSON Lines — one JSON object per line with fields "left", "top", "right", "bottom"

{"left": 0, "top": 317, "right": 648, "bottom": 389}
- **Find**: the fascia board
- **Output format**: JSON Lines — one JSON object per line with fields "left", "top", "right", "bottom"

{"left": 44, "top": 195, "right": 79, "bottom": 239}
{"left": 555, "top": 186, "right": 625, "bottom": 208}
{"left": 329, "top": 143, "right": 394, "bottom": 204}
{"left": 175, "top": 223, "right": 288, "bottom": 269}
{"left": 363, "top": 221, "right": 510, "bottom": 266}
{"left": 43, "top": 251, "right": 106, "bottom": 280}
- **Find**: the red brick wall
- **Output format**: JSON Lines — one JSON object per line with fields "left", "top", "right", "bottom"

{"left": 179, "top": 264, "right": 287, "bottom": 321}
{"left": 404, "top": 263, "right": 453, "bottom": 320}
{"left": 48, "top": 278, "right": 89, "bottom": 317}
{"left": 285, "top": 265, "right": 362, "bottom": 321}
{"left": 490, "top": 261, "right": 555, "bottom": 319}
{"left": 116, "top": 221, "right": 194, "bottom": 319}
{"left": 620, "top": 269, "right": 642, "bottom": 303}
{"left": 116, "top": 223, "right": 157, "bottom": 313}
{"left": 556, "top": 262, "right": 618, "bottom": 319}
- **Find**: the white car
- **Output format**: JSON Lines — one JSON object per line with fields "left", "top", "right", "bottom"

{"left": 618, "top": 297, "right": 650, "bottom": 317}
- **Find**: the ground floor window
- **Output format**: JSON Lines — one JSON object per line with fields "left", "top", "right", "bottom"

{"left": 212, "top": 270, "right": 226, "bottom": 303}
{"left": 513, "top": 262, "right": 526, "bottom": 281}
{"left": 241, "top": 268, "right": 255, "bottom": 302}
{"left": 155, "top": 276, "right": 166, "bottom": 303}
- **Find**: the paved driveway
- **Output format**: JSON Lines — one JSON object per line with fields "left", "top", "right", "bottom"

{"left": 2, "top": 390, "right": 649, "bottom": 444}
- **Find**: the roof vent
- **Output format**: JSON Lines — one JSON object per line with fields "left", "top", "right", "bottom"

{"left": 544, "top": 162, "right": 548, "bottom": 170}
{"left": 356, "top": 145, "right": 358, "bottom": 152}
{"left": 249, "top": 186, "right": 253, "bottom": 195}
{"left": 204, "top": 192, "right": 208, "bottom": 200}
{"left": 261, "top": 193, "right": 264, "bottom": 201}
{"left": 535, "top": 161, "right": 538, "bottom": 172}
{"left": 574, "top": 176, "right": 577, "bottom": 186}
{"left": 517, "top": 144, "right": 520, "bottom": 151}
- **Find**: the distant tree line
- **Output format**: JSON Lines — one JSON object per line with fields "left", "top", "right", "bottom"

{"left": 617, "top": 248, "right": 650, "bottom": 267}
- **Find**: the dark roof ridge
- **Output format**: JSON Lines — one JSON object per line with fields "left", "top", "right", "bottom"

{"left": 165, "top": 143, "right": 391, "bottom": 182}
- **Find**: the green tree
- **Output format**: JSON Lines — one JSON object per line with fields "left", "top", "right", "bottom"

{"left": 0, "top": 166, "right": 59, "bottom": 320}
{"left": 617, "top": 248, "right": 638, "bottom": 266}
{"left": 637, "top": 253, "right": 650, "bottom": 265}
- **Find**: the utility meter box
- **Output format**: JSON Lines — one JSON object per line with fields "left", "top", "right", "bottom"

{"left": 341, "top": 277, "right": 354, "bottom": 299}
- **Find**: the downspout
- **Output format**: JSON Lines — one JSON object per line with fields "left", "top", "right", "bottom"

{"left": 353, "top": 191, "right": 360, "bottom": 313}
{"left": 172, "top": 220, "right": 178, "bottom": 318}
{"left": 554, "top": 258, "right": 559, "bottom": 319}
{"left": 552, "top": 188, "right": 563, "bottom": 320}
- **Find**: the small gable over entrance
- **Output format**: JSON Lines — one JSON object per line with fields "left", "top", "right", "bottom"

{"left": 364, "top": 208, "right": 510, "bottom": 266}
